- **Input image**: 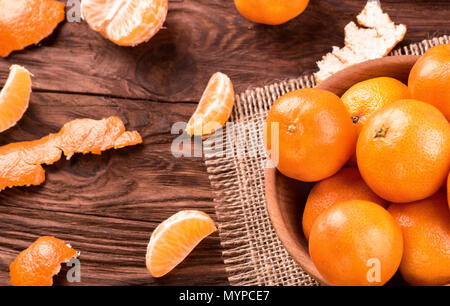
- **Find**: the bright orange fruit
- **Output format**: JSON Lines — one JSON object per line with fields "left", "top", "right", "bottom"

{"left": 408, "top": 44, "right": 450, "bottom": 120}
{"left": 341, "top": 77, "right": 410, "bottom": 135}
{"left": 146, "top": 210, "right": 217, "bottom": 277}
{"left": 0, "top": 65, "right": 31, "bottom": 132}
{"left": 186, "top": 72, "right": 235, "bottom": 136}
{"left": 234, "top": 0, "right": 309, "bottom": 25}
{"left": 389, "top": 193, "right": 450, "bottom": 286}
{"left": 265, "top": 88, "right": 356, "bottom": 182}
{"left": 309, "top": 200, "right": 403, "bottom": 286}
{"left": 357, "top": 99, "right": 450, "bottom": 203}
{"left": 10, "top": 236, "right": 78, "bottom": 286}
{"left": 0, "top": 116, "right": 142, "bottom": 191}
{"left": 0, "top": 0, "right": 65, "bottom": 57}
{"left": 81, "top": 0, "right": 168, "bottom": 46}
{"left": 302, "top": 168, "right": 387, "bottom": 240}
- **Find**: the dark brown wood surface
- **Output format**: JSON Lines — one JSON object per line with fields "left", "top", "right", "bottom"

{"left": 0, "top": 0, "right": 449, "bottom": 286}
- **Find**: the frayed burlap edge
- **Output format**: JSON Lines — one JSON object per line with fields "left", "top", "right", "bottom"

{"left": 204, "top": 35, "right": 449, "bottom": 286}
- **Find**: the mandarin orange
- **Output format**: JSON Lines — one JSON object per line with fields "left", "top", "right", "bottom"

{"left": 357, "top": 99, "right": 450, "bottom": 203}
{"left": 408, "top": 44, "right": 450, "bottom": 120}
{"left": 265, "top": 88, "right": 356, "bottom": 182}
{"left": 81, "top": 0, "right": 168, "bottom": 46}
{"left": 234, "top": 0, "right": 309, "bottom": 25}
{"left": 302, "top": 168, "right": 387, "bottom": 240}
{"left": 389, "top": 193, "right": 450, "bottom": 286}
{"left": 341, "top": 77, "right": 410, "bottom": 135}
{"left": 309, "top": 200, "right": 403, "bottom": 286}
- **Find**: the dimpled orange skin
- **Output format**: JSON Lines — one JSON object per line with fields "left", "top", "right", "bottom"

{"left": 341, "top": 77, "right": 410, "bottom": 135}
{"left": 408, "top": 44, "right": 450, "bottom": 120}
{"left": 10, "top": 236, "right": 77, "bottom": 286}
{"left": 357, "top": 99, "right": 450, "bottom": 203}
{"left": 309, "top": 200, "right": 403, "bottom": 286}
{"left": 302, "top": 168, "right": 388, "bottom": 240}
{"left": 265, "top": 88, "right": 356, "bottom": 182}
{"left": 448, "top": 173, "right": 450, "bottom": 209}
{"left": 0, "top": 0, "right": 65, "bottom": 57}
{"left": 389, "top": 193, "right": 450, "bottom": 286}
{"left": 234, "top": 0, "right": 309, "bottom": 25}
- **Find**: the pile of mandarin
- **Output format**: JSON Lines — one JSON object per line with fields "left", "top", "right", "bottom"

{"left": 265, "top": 44, "right": 450, "bottom": 286}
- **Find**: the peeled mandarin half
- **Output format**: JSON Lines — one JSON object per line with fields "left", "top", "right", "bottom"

{"left": 10, "top": 236, "right": 78, "bottom": 286}
{"left": 0, "top": 0, "right": 65, "bottom": 57}
{"left": 0, "top": 65, "right": 32, "bottom": 133}
{"left": 81, "top": 0, "right": 168, "bottom": 46}
{"left": 146, "top": 210, "right": 217, "bottom": 277}
{"left": 186, "top": 72, "right": 235, "bottom": 136}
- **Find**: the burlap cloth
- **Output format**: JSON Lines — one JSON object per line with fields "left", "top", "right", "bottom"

{"left": 204, "top": 35, "right": 450, "bottom": 286}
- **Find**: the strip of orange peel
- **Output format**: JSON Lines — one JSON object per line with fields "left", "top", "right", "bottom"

{"left": 0, "top": 116, "right": 142, "bottom": 190}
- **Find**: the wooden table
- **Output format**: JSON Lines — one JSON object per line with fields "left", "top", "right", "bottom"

{"left": 0, "top": 0, "right": 448, "bottom": 286}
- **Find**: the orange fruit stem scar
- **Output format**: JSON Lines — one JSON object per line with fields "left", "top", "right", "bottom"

{"left": 0, "top": 0, "right": 65, "bottom": 57}
{"left": 0, "top": 116, "right": 142, "bottom": 191}
{"left": 10, "top": 236, "right": 78, "bottom": 286}
{"left": 374, "top": 126, "right": 388, "bottom": 138}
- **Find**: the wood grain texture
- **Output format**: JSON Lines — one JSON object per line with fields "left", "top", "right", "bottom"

{"left": 0, "top": 0, "right": 449, "bottom": 286}
{"left": 0, "top": 93, "right": 227, "bottom": 285}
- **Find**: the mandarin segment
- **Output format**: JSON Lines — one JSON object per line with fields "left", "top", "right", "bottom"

{"left": 302, "top": 168, "right": 388, "bottom": 240}
{"left": 186, "top": 72, "right": 235, "bottom": 136}
{"left": 0, "top": 116, "right": 142, "bottom": 191}
{"left": 309, "top": 200, "right": 403, "bottom": 286}
{"left": 357, "top": 99, "right": 450, "bottom": 203}
{"left": 0, "top": 0, "right": 65, "bottom": 57}
{"left": 389, "top": 193, "right": 450, "bottom": 286}
{"left": 0, "top": 65, "right": 32, "bottom": 132}
{"left": 81, "top": 0, "right": 168, "bottom": 46}
{"left": 10, "top": 236, "right": 78, "bottom": 286}
{"left": 265, "top": 88, "right": 356, "bottom": 182}
{"left": 146, "top": 210, "right": 217, "bottom": 277}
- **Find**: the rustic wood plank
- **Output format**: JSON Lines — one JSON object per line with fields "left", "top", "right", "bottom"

{"left": 0, "top": 0, "right": 448, "bottom": 102}
{"left": 0, "top": 92, "right": 228, "bottom": 285}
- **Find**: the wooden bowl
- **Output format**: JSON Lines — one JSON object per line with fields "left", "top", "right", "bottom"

{"left": 265, "top": 55, "right": 420, "bottom": 286}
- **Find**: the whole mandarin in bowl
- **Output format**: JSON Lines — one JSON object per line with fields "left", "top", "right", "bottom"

{"left": 234, "top": 0, "right": 309, "bottom": 25}
{"left": 408, "top": 44, "right": 450, "bottom": 120}
{"left": 389, "top": 193, "right": 450, "bottom": 286}
{"left": 341, "top": 77, "right": 410, "bottom": 135}
{"left": 302, "top": 167, "right": 387, "bottom": 240}
{"left": 309, "top": 200, "right": 403, "bottom": 286}
{"left": 265, "top": 88, "right": 356, "bottom": 182}
{"left": 357, "top": 99, "right": 450, "bottom": 203}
